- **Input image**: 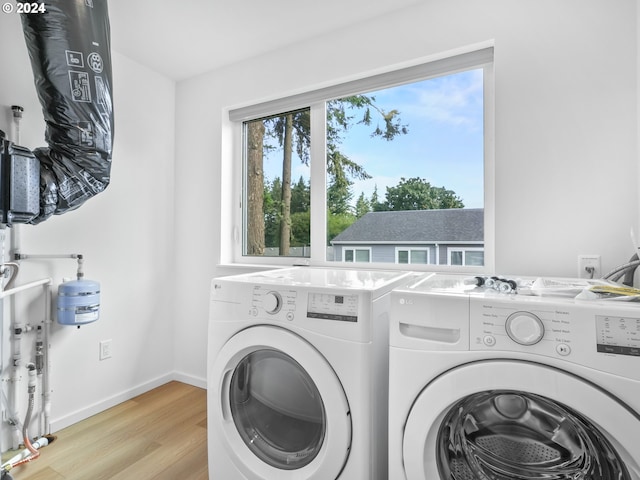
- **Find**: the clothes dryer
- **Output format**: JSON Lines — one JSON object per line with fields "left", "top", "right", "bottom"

{"left": 208, "top": 266, "right": 413, "bottom": 479}
{"left": 389, "top": 273, "right": 640, "bottom": 480}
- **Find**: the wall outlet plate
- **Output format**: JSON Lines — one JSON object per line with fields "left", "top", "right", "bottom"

{"left": 99, "top": 339, "right": 112, "bottom": 360}
{"left": 578, "top": 255, "right": 601, "bottom": 279}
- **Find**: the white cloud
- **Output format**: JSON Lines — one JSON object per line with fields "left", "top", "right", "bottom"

{"left": 382, "top": 69, "right": 484, "bottom": 130}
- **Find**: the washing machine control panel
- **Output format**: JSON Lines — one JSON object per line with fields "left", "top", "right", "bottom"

{"left": 471, "top": 299, "right": 579, "bottom": 357}
{"left": 469, "top": 297, "right": 640, "bottom": 378}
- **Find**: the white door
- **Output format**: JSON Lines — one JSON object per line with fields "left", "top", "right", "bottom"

{"left": 210, "top": 325, "right": 352, "bottom": 479}
{"left": 402, "top": 360, "right": 640, "bottom": 480}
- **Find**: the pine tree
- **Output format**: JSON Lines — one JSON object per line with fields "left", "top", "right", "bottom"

{"left": 355, "top": 192, "right": 370, "bottom": 218}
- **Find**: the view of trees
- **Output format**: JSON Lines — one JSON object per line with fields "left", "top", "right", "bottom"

{"left": 261, "top": 175, "right": 464, "bottom": 249}
{"left": 373, "top": 177, "right": 463, "bottom": 211}
{"left": 246, "top": 95, "right": 405, "bottom": 255}
{"left": 245, "top": 95, "right": 465, "bottom": 255}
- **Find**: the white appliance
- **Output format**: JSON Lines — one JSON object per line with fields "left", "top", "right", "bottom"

{"left": 208, "top": 266, "right": 414, "bottom": 479}
{"left": 389, "top": 273, "right": 640, "bottom": 480}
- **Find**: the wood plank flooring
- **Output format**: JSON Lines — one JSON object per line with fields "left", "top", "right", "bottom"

{"left": 7, "top": 381, "right": 208, "bottom": 480}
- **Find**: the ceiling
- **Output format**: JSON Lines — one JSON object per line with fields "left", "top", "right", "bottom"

{"left": 108, "top": 0, "right": 422, "bottom": 81}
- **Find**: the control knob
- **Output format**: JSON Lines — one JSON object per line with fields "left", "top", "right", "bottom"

{"left": 263, "top": 291, "right": 282, "bottom": 314}
{"left": 505, "top": 311, "right": 544, "bottom": 345}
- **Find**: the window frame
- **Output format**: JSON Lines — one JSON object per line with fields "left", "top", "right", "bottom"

{"left": 343, "top": 247, "right": 372, "bottom": 263}
{"left": 396, "top": 247, "right": 431, "bottom": 265}
{"left": 226, "top": 45, "right": 495, "bottom": 273}
{"left": 447, "top": 247, "right": 485, "bottom": 266}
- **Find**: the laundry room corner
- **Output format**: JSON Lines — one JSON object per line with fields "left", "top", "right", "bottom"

{"left": 172, "top": 1, "right": 640, "bottom": 394}
{"left": 0, "top": 8, "right": 179, "bottom": 438}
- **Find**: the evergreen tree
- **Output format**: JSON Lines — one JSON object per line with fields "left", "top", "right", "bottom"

{"left": 355, "top": 192, "right": 370, "bottom": 218}
{"left": 371, "top": 185, "right": 387, "bottom": 212}
{"left": 327, "top": 177, "right": 354, "bottom": 215}
{"left": 291, "top": 211, "right": 311, "bottom": 247}
{"left": 264, "top": 177, "right": 282, "bottom": 249}
{"left": 291, "top": 176, "right": 310, "bottom": 214}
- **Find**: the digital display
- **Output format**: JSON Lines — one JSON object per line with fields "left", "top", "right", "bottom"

{"left": 307, "top": 293, "right": 358, "bottom": 322}
{"left": 596, "top": 315, "right": 640, "bottom": 357}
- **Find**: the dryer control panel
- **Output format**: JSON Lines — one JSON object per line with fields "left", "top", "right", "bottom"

{"left": 250, "top": 286, "right": 297, "bottom": 320}
{"left": 250, "top": 286, "right": 360, "bottom": 323}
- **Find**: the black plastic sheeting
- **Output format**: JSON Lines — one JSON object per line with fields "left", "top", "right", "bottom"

{"left": 20, "top": 0, "right": 114, "bottom": 224}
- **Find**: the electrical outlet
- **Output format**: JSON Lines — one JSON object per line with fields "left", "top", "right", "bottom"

{"left": 578, "top": 255, "right": 601, "bottom": 279}
{"left": 99, "top": 339, "right": 112, "bottom": 360}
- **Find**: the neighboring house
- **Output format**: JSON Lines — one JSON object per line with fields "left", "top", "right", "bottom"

{"left": 330, "top": 208, "right": 484, "bottom": 266}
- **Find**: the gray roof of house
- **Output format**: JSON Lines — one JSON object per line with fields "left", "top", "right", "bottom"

{"left": 331, "top": 208, "right": 484, "bottom": 244}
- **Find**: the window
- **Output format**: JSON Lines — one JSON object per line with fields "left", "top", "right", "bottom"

{"left": 231, "top": 47, "right": 494, "bottom": 271}
{"left": 243, "top": 109, "right": 311, "bottom": 258}
{"left": 396, "top": 248, "right": 430, "bottom": 265}
{"left": 448, "top": 247, "right": 485, "bottom": 266}
{"left": 343, "top": 248, "right": 371, "bottom": 263}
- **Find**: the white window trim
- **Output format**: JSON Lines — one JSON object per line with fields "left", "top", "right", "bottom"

{"left": 447, "top": 247, "right": 485, "bottom": 266}
{"left": 225, "top": 43, "right": 495, "bottom": 274}
{"left": 343, "top": 247, "right": 372, "bottom": 263}
{"left": 229, "top": 47, "right": 493, "bottom": 122}
{"left": 395, "top": 247, "right": 431, "bottom": 265}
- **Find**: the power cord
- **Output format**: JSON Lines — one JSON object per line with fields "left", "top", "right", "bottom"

{"left": 585, "top": 266, "right": 595, "bottom": 279}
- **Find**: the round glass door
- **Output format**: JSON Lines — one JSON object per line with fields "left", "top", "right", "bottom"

{"left": 209, "top": 325, "right": 351, "bottom": 479}
{"left": 229, "top": 349, "right": 326, "bottom": 470}
{"left": 437, "top": 390, "right": 630, "bottom": 479}
{"left": 401, "top": 361, "right": 640, "bottom": 480}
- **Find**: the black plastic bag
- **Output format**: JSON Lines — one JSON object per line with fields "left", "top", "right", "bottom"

{"left": 20, "top": 0, "right": 114, "bottom": 224}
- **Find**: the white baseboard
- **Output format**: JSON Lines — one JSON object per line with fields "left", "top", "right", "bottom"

{"left": 172, "top": 371, "right": 207, "bottom": 389}
{"left": 50, "top": 372, "right": 207, "bottom": 433}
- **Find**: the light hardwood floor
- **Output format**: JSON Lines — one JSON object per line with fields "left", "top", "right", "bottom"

{"left": 7, "top": 381, "right": 208, "bottom": 480}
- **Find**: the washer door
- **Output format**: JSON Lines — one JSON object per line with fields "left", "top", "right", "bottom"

{"left": 210, "top": 325, "right": 351, "bottom": 479}
{"left": 402, "top": 360, "right": 640, "bottom": 480}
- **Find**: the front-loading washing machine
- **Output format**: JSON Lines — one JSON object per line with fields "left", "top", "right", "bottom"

{"left": 389, "top": 273, "right": 640, "bottom": 480}
{"left": 207, "top": 266, "right": 413, "bottom": 479}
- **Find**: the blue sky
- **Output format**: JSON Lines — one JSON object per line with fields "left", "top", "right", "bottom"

{"left": 263, "top": 68, "right": 484, "bottom": 209}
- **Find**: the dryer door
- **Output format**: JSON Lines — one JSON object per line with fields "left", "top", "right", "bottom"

{"left": 402, "top": 360, "right": 640, "bottom": 480}
{"left": 210, "top": 325, "right": 351, "bottom": 479}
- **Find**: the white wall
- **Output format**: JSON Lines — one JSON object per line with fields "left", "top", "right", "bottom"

{"left": 0, "top": 11, "right": 177, "bottom": 439}
{"left": 175, "top": 0, "right": 638, "bottom": 382}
